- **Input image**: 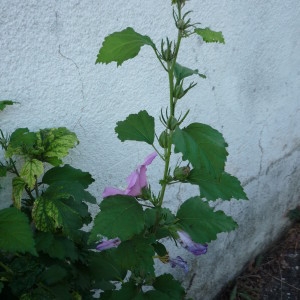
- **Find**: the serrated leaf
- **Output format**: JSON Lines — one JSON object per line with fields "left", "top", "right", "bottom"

{"left": 32, "top": 194, "right": 84, "bottom": 237}
{"left": 115, "top": 237, "right": 155, "bottom": 275}
{"left": 115, "top": 110, "right": 155, "bottom": 144}
{"left": 42, "top": 164, "right": 94, "bottom": 189}
{"left": 42, "top": 165, "right": 96, "bottom": 205}
{"left": 0, "top": 100, "right": 15, "bottom": 111}
{"left": 20, "top": 159, "right": 44, "bottom": 189}
{"left": 172, "top": 123, "right": 228, "bottom": 177}
{"left": 153, "top": 274, "right": 186, "bottom": 299}
{"left": 88, "top": 250, "right": 126, "bottom": 282}
{"left": 12, "top": 177, "right": 27, "bottom": 209}
{"left": 174, "top": 63, "right": 206, "bottom": 82}
{"left": 39, "top": 127, "right": 78, "bottom": 164}
{"left": 176, "top": 196, "right": 238, "bottom": 243}
{"left": 187, "top": 169, "right": 248, "bottom": 200}
{"left": 35, "top": 232, "right": 78, "bottom": 261}
{"left": 136, "top": 290, "right": 169, "bottom": 300}
{"left": 96, "top": 27, "right": 155, "bottom": 66}
{"left": 101, "top": 282, "right": 137, "bottom": 300}
{"left": 6, "top": 128, "right": 37, "bottom": 158}
{"left": 195, "top": 27, "right": 225, "bottom": 43}
{"left": 40, "top": 265, "right": 67, "bottom": 285}
{"left": 89, "top": 195, "right": 144, "bottom": 242}
{"left": 0, "top": 207, "right": 36, "bottom": 255}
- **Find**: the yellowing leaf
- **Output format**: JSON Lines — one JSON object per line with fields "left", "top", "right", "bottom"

{"left": 20, "top": 159, "right": 44, "bottom": 189}
{"left": 12, "top": 177, "right": 27, "bottom": 209}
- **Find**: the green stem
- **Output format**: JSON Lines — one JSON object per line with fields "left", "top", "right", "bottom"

{"left": 0, "top": 261, "right": 13, "bottom": 274}
{"left": 151, "top": 143, "right": 165, "bottom": 161}
{"left": 158, "top": 6, "right": 183, "bottom": 207}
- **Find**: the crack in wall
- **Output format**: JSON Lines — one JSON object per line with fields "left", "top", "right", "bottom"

{"left": 58, "top": 44, "right": 86, "bottom": 131}
{"left": 242, "top": 143, "right": 300, "bottom": 187}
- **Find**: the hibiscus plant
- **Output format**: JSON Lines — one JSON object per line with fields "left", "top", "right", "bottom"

{"left": 0, "top": 0, "right": 248, "bottom": 299}
{"left": 89, "top": 0, "right": 248, "bottom": 298}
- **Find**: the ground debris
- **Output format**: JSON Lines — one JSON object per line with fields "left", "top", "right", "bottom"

{"left": 215, "top": 222, "right": 300, "bottom": 300}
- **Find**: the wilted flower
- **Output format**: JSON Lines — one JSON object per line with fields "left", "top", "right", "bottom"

{"left": 169, "top": 256, "right": 188, "bottom": 273}
{"left": 177, "top": 231, "right": 208, "bottom": 256}
{"left": 96, "top": 237, "right": 121, "bottom": 251}
{"left": 103, "top": 152, "right": 157, "bottom": 198}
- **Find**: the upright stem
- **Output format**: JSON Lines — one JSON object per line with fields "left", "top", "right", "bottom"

{"left": 158, "top": 5, "right": 183, "bottom": 207}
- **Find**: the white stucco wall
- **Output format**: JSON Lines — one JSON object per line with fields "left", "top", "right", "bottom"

{"left": 1, "top": 0, "right": 300, "bottom": 299}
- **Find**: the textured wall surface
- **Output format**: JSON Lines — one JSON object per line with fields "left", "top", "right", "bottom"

{"left": 1, "top": 0, "right": 300, "bottom": 299}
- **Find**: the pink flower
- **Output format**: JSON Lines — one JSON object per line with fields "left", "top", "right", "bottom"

{"left": 103, "top": 152, "right": 157, "bottom": 198}
{"left": 177, "top": 231, "right": 208, "bottom": 256}
{"left": 96, "top": 237, "right": 121, "bottom": 251}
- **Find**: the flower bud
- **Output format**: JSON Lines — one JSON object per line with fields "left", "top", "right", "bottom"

{"left": 173, "top": 84, "right": 185, "bottom": 99}
{"left": 158, "top": 130, "right": 169, "bottom": 148}
{"left": 176, "top": 19, "right": 185, "bottom": 30}
{"left": 167, "top": 116, "right": 178, "bottom": 130}
{"left": 173, "top": 165, "right": 190, "bottom": 181}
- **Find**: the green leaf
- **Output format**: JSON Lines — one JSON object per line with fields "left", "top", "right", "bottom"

{"left": 0, "top": 165, "right": 7, "bottom": 177}
{"left": 115, "top": 237, "right": 155, "bottom": 275}
{"left": 187, "top": 169, "right": 248, "bottom": 200}
{"left": 152, "top": 242, "right": 168, "bottom": 257}
{"left": 0, "top": 207, "right": 36, "bottom": 255}
{"left": 195, "top": 27, "right": 225, "bottom": 43}
{"left": 88, "top": 250, "right": 126, "bottom": 282}
{"left": 42, "top": 165, "right": 96, "bottom": 204}
{"left": 40, "top": 265, "right": 67, "bottom": 285}
{"left": 115, "top": 110, "right": 155, "bottom": 144}
{"left": 153, "top": 274, "right": 186, "bottom": 299}
{"left": 39, "top": 127, "right": 78, "bottom": 165}
{"left": 144, "top": 207, "right": 177, "bottom": 239}
{"left": 20, "top": 159, "right": 44, "bottom": 189}
{"left": 101, "top": 282, "right": 138, "bottom": 300}
{"left": 172, "top": 123, "right": 228, "bottom": 177}
{"left": 0, "top": 282, "right": 3, "bottom": 293}
{"left": 12, "top": 177, "right": 27, "bottom": 209}
{"left": 96, "top": 27, "right": 155, "bottom": 66}
{"left": 9, "top": 256, "right": 42, "bottom": 295}
{"left": 89, "top": 195, "right": 144, "bottom": 242}
{"left": 6, "top": 128, "right": 37, "bottom": 158}
{"left": 174, "top": 63, "right": 206, "bottom": 82}
{"left": 32, "top": 194, "right": 85, "bottom": 237}
{"left": 138, "top": 290, "right": 170, "bottom": 300}
{"left": 42, "top": 164, "right": 95, "bottom": 189}
{"left": 176, "top": 196, "right": 238, "bottom": 243}
{"left": 0, "top": 100, "right": 15, "bottom": 111}
{"left": 35, "top": 232, "right": 78, "bottom": 261}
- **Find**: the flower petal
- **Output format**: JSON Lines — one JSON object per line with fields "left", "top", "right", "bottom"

{"left": 169, "top": 256, "right": 189, "bottom": 273}
{"left": 143, "top": 152, "right": 157, "bottom": 166}
{"left": 96, "top": 237, "right": 121, "bottom": 251}
{"left": 103, "top": 187, "right": 126, "bottom": 198}
{"left": 102, "top": 152, "right": 157, "bottom": 198}
{"left": 177, "top": 231, "right": 208, "bottom": 256}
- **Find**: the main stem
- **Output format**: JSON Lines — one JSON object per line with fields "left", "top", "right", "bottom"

{"left": 158, "top": 7, "right": 183, "bottom": 207}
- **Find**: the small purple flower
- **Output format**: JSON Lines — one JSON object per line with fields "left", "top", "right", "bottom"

{"left": 169, "top": 256, "right": 189, "bottom": 273}
{"left": 96, "top": 237, "right": 121, "bottom": 251}
{"left": 103, "top": 152, "right": 157, "bottom": 198}
{"left": 177, "top": 231, "right": 208, "bottom": 256}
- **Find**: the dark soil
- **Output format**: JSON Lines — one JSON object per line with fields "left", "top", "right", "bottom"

{"left": 215, "top": 220, "right": 300, "bottom": 300}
